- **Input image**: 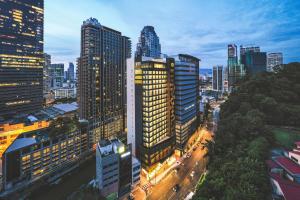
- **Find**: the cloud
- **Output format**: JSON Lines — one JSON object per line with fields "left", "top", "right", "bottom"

{"left": 45, "top": 0, "right": 300, "bottom": 68}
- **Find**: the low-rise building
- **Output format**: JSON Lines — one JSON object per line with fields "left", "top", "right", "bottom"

{"left": 132, "top": 157, "right": 141, "bottom": 188}
{"left": 1, "top": 120, "right": 89, "bottom": 192}
{"left": 96, "top": 139, "right": 133, "bottom": 198}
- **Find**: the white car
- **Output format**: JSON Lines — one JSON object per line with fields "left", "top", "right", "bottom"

{"left": 190, "top": 171, "right": 195, "bottom": 178}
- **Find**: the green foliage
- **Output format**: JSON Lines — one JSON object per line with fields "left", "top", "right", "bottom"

{"left": 48, "top": 116, "right": 80, "bottom": 138}
{"left": 193, "top": 63, "right": 300, "bottom": 200}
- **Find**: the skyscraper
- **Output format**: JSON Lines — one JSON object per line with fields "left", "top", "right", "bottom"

{"left": 212, "top": 65, "right": 224, "bottom": 92}
{"left": 135, "top": 26, "right": 161, "bottom": 62}
{"left": 0, "top": 0, "right": 44, "bottom": 117}
{"left": 67, "top": 62, "right": 75, "bottom": 82}
{"left": 78, "top": 18, "right": 131, "bottom": 141}
{"left": 228, "top": 44, "right": 246, "bottom": 90}
{"left": 43, "top": 53, "right": 51, "bottom": 96}
{"left": 174, "top": 54, "right": 200, "bottom": 155}
{"left": 267, "top": 53, "right": 283, "bottom": 72}
{"left": 240, "top": 45, "right": 267, "bottom": 75}
{"left": 135, "top": 58, "right": 175, "bottom": 170}
{"left": 50, "top": 64, "right": 64, "bottom": 88}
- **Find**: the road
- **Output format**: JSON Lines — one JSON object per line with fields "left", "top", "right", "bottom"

{"left": 133, "top": 129, "right": 212, "bottom": 200}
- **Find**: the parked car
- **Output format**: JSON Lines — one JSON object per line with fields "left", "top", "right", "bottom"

{"left": 173, "top": 184, "right": 180, "bottom": 192}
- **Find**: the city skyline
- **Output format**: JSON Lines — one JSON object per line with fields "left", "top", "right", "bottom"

{"left": 45, "top": 0, "right": 300, "bottom": 68}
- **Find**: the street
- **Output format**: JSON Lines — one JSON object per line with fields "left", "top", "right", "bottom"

{"left": 133, "top": 128, "right": 212, "bottom": 200}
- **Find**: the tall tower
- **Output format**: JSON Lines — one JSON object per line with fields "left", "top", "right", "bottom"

{"left": 78, "top": 18, "right": 131, "bottom": 142}
{"left": 212, "top": 65, "right": 224, "bottom": 92}
{"left": 67, "top": 62, "right": 75, "bottom": 82}
{"left": 135, "top": 58, "right": 175, "bottom": 170}
{"left": 174, "top": 54, "right": 200, "bottom": 155}
{"left": 135, "top": 26, "right": 161, "bottom": 62}
{"left": 0, "top": 0, "right": 44, "bottom": 118}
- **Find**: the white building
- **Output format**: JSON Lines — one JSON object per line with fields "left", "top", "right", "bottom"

{"left": 267, "top": 53, "right": 283, "bottom": 72}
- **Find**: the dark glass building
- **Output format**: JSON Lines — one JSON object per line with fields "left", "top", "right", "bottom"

{"left": 174, "top": 54, "right": 200, "bottom": 154}
{"left": 135, "top": 26, "right": 161, "bottom": 62}
{"left": 0, "top": 0, "right": 44, "bottom": 118}
{"left": 212, "top": 65, "right": 223, "bottom": 92}
{"left": 240, "top": 45, "right": 267, "bottom": 75}
{"left": 78, "top": 18, "right": 131, "bottom": 142}
{"left": 228, "top": 44, "right": 245, "bottom": 90}
{"left": 135, "top": 58, "right": 175, "bottom": 170}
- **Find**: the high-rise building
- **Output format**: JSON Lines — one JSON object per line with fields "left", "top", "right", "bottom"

{"left": 96, "top": 139, "right": 132, "bottom": 198}
{"left": 227, "top": 44, "right": 246, "bottom": 90}
{"left": 240, "top": 45, "right": 267, "bottom": 75}
{"left": 267, "top": 53, "right": 283, "bottom": 72}
{"left": 135, "top": 58, "right": 175, "bottom": 170}
{"left": 212, "top": 65, "right": 224, "bottom": 92}
{"left": 50, "top": 64, "right": 64, "bottom": 88}
{"left": 43, "top": 53, "right": 51, "bottom": 96}
{"left": 173, "top": 54, "right": 200, "bottom": 154}
{"left": 135, "top": 26, "right": 161, "bottom": 62}
{"left": 78, "top": 18, "right": 131, "bottom": 142}
{"left": 0, "top": 0, "right": 44, "bottom": 117}
{"left": 67, "top": 62, "right": 75, "bottom": 82}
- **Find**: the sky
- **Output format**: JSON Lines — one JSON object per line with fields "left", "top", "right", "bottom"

{"left": 45, "top": 0, "right": 300, "bottom": 69}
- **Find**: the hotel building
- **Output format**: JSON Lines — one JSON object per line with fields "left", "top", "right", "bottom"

{"left": 77, "top": 18, "right": 131, "bottom": 142}
{"left": 135, "top": 58, "right": 176, "bottom": 170}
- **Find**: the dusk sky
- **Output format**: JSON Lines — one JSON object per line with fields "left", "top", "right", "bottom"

{"left": 45, "top": 0, "right": 300, "bottom": 68}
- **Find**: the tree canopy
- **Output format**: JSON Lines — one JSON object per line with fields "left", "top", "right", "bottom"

{"left": 193, "top": 63, "right": 300, "bottom": 200}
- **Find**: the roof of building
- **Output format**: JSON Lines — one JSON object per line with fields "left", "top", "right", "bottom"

{"left": 6, "top": 138, "right": 36, "bottom": 153}
{"left": 270, "top": 173, "right": 300, "bottom": 200}
{"left": 53, "top": 103, "right": 78, "bottom": 113}
{"left": 275, "top": 157, "right": 300, "bottom": 175}
{"left": 290, "top": 151, "right": 300, "bottom": 156}
{"left": 266, "top": 160, "right": 280, "bottom": 169}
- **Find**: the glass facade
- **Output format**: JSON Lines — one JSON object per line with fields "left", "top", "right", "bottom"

{"left": 0, "top": 0, "right": 44, "bottom": 117}
{"left": 135, "top": 26, "right": 161, "bottom": 62}
{"left": 135, "top": 58, "right": 175, "bottom": 170}
{"left": 240, "top": 45, "right": 266, "bottom": 75}
{"left": 174, "top": 54, "right": 200, "bottom": 153}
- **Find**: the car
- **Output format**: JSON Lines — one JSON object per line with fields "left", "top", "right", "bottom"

{"left": 190, "top": 171, "right": 195, "bottom": 178}
{"left": 172, "top": 184, "right": 180, "bottom": 192}
{"left": 127, "top": 195, "right": 134, "bottom": 200}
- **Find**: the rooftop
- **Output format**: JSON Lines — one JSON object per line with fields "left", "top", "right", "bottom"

{"left": 270, "top": 173, "right": 300, "bottom": 200}
{"left": 6, "top": 138, "right": 36, "bottom": 153}
{"left": 275, "top": 157, "right": 300, "bottom": 175}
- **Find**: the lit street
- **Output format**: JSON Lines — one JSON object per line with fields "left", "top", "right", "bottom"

{"left": 132, "top": 128, "right": 213, "bottom": 200}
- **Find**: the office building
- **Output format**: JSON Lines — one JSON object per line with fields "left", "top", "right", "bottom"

{"left": 212, "top": 65, "right": 224, "bottom": 92}
{"left": 50, "top": 64, "right": 64, "bottom": 88}
{"left": 96, "top": 139, "right": 132, "bottom": 198}
{"left": 135, "top": 58, "right": 176, "bottom": 170}
{"left": 0, "top": 0, "right": 44, "bottom": 117}
{"left": 132, "top": 157, "right": 141, "bottom": 187}
{"left": 78, "top": 18, "right": 131, "bottom": 142}
{"left": 267, "top": 53, "right": 283, "bottom": 72}
{"left": 135, "top": 26, "right": 161, "bottom": 62}
{"left": 43, "top": 53, "right": 51, "bottom": 96}
{"left": 227, "top": 44, "right": 246, "bottom": 90}
{"left": 240, "top": 45, "right": 267, "bottom": 75}
{"left": 67, "top": 62, "right": 75, "bottom": 82}
{"left": 53, "top": 87, "right": 76, "bottom": 99}
{"left": 173, "top": 54, "right": 200, "bottom": 154}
